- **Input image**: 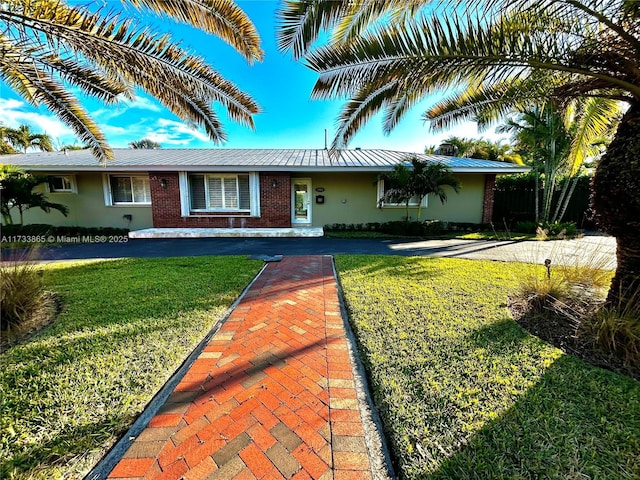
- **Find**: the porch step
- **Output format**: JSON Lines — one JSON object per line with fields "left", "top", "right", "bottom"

{"left": 128, "top": 227, "right": 324, "bottom": 239}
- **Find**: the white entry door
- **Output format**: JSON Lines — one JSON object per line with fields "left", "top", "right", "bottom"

{"left": 292, "top": 178, "right": 312, "bottom": 224}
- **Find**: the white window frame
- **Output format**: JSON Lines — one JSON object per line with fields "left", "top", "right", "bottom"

{"left": 184, "top": 172, "right": 260, "bottom": 216}
{"left": 103, "top": 174, "right": 151, "bottom": 206}
{"left": 377, "top": 179, "right": 427, "bottom": 208}
{"left": 46, "top": 175, "right": 77, "bottom": 193}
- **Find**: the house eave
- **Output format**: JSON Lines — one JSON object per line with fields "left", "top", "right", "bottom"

{"left": 14, "top": 165, "right": 530, "bottom": 175}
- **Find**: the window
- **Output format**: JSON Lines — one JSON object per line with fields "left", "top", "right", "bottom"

{"left": 189, "top": 174, "right": 251, "bottom": 212}
{"left": 377, "top": 179, "right": 426, "bottom": 207}
{"left": 47, "top": 175, "right": 77, "bottom": 193}
{"left": 105, "top": 175, "right": 151, "bottom": 205}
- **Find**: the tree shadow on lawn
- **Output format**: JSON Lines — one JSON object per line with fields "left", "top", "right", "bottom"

{"left": 3, "top": 312, "right": 202, "bottom": 378}
{"left": 419, "top": 334, "right": 640, "bottom": 479}
{"left": 0, "top": 413, "right": 130, "bottom": 479}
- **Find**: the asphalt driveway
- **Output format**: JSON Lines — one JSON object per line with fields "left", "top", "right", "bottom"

{"left": 4, "top": 235, "right": 617, "bottom": 269}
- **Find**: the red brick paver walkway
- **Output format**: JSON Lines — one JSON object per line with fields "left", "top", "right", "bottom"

{"left": 107, "top": 255, "right": 375, "bottom": 480}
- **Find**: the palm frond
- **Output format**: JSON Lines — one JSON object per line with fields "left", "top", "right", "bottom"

{"left": 2, "top": 2, "right": 260, "bottom": 133}
{"left": 333, "top": 0, "right": 429, "bottom": 44}
{"left": 37, "top": 54, "right": 129, "bottom": 103}
{"left": 300, "top": 0, "right": 640, "bottom": 145}
{"left": 566, "top": 97, "right": 622, "bottom": 174}
{"left": 424, "top": 75, "right": 558, "bottom": 132}
{"left": 0, "top": 35, "right": 112, "bottom": 162}
{"left": 331, "top": 81, "right": 401, "bottom": 149}
{"left": 128, "top": 0, "right": 263, "bottom": 62}
{"left": 382, "top": 87, "right": 425, "bottom": 135}
{"left": 156, "top": 91, "right": 226, "bottom": 143}
{"left": 276, "top": 0, "right": 352, "bottom": 58}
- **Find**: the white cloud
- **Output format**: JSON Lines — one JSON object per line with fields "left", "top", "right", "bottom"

{"left": 92, "top": 95, "right": 162, "bottom": 122}
{"left": 146, "top": 132, "right": 192, "bottom": 146}
{"left": 102, "top": 117, "right": 210, "bottom": 147}
{"left": 121, "top": 95, "right": 162, "bottom": 112}
{"left": 0, "top": 98, "right": 74, "bottom": 141}
{"left": 156, "top": 118, "right": 210, "bottom": 143}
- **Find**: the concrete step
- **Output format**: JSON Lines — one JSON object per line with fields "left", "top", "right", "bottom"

{"left": 128, "top": 227, "right": 324, "bottom": 239}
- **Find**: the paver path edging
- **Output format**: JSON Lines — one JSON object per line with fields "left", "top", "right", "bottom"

{"left": 104, "top": 255, "right": 392, "bottom": 480}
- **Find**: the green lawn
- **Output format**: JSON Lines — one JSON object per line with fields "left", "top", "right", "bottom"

{"left": 2, "top": 255, "right": 638, "bottom": 480}
{"left": 0, "top": 256, "right": 262, "bottom": 480}
{"left": 335, "top": 255, "right": 640, "bottom": 479}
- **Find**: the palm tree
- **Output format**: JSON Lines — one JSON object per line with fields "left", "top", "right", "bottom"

{"left": 379, "top": 156, "right": 461, "bottom": 220}
{"left": 498, "top": 98, "right": 621, "bottom": 224}
{"left": 129, "top": 138, "right": 162, "bottom": 149}
{"left": 277, "top": 0, "right": 640, "bottom": 311}
{"left": 410, "top": 158, "right": 461, "bottom": 219}
{"left": 437, "top": 136, "right": 522, "bottom": 164}
{"left": 498, "top": 104, "right": 572, "bottom": 223}
{"left": 6, "top": 125, "right": 54, "bottom": 153}
{"left": 0, "top": 165, "right": 69, "bottom": 225}
{"left": 0, "top": 0, "right": 263, "bottom": 163}
{"left": 378, "top": 161, "right": 415, "bottom": 220}
{"left": 0, "top": 125, "right": 17, "bottom": 155}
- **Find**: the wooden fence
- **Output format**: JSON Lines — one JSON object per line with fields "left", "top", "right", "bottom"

{"left": 492, "top": 182, "right": 595, "bottom": 229}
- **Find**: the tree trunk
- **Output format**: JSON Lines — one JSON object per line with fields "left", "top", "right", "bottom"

{"left": 553, "top": 174, "right": 579, "bottom": 223}
{"left": 534, "top": 166, "right": 540, "bottom": 223}
{"left": 592, "top": 102, "right": 640, "bottom": 311}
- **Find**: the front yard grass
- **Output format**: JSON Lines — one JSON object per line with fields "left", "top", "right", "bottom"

{"left": 3, "top": 254, "right": 638, "bottom": 480}
{"left": 335, "top": 255, "right": 640, "bottom": 479}
{"left": 0, "top": 256, "right": 262, "bottom": 480}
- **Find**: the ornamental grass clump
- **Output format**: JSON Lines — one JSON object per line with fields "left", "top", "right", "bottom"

{"left": 0, "top": 248, "right": 50, "bottom": 341}
{"left": 515, "top": 264, "right": 571, "bottom": 312}
{"left": 580, "top": 288, "right": 640, "bottom": 368}
{"left": 511, "top": 242, "right": 613, "bottom": 317}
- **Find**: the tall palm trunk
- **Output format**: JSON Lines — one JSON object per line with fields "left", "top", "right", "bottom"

{"left": 592, "top": 103, "right": 640, "bottom": 311}
{"left": 534, "top": 165, "right": 540, "bottom": 223}
{"left": 553, "top": 174, "right": 580, "bottom": 223}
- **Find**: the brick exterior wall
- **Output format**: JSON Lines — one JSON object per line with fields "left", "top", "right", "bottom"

{"left": 481, "top": 174, "right": 496, "bottom": 224}
{"left": 150, "top": 172, "right": 292, "bottom": 228}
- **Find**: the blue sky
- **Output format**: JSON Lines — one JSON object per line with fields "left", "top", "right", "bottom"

{"left": 0, "top": 0, "right": 504, "bottom": 152}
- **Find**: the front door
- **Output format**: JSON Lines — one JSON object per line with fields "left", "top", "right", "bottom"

{"left": 292, "top": 179, "right": 312, "bottom": 224}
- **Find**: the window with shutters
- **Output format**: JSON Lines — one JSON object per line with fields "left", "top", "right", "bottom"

{"left": 189, "top": 174, "right": 252, "bottom": 212}
{"left": 107, "top": 175, "right": 151, "bottom": 205}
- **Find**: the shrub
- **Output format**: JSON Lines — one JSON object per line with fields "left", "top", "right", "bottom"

{"left": 514, "top": 220, "right": 538, "bottom": 233}
{"left": 511, "top": 244, "right": 613, "bottom": 315}
{"left": 325, "top": 221, "right": 486, "bottom": 236}
{"left": 513, "top": 220, "right": 578, "bottom": 238}
{"left": 422, "top": 219, "right": 444, "bottom": 234}
{"left": 0, "top": 249, "right": 46, "bottom": 334}
{"left": 378, "top": 220, "right": 425, "bottom": 236}
{"left": 365, "top": 222, "right": 381, "bottom": 231}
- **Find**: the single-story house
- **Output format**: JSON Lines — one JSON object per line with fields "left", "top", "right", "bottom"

{"left": 1, "top": 148, "right": 528, "bottom": 233}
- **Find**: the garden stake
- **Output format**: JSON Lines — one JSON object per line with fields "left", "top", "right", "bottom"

{"left": 545, "top": 258, "right": 552, "bottom": 279}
